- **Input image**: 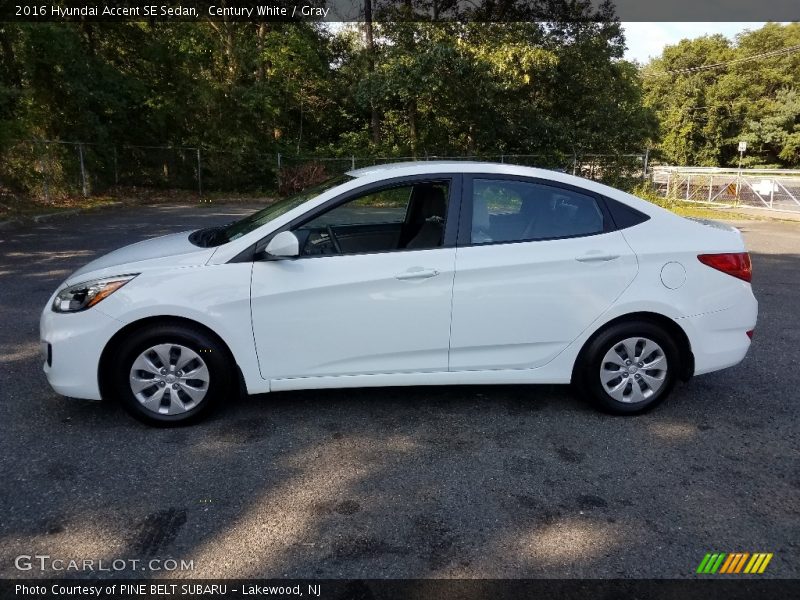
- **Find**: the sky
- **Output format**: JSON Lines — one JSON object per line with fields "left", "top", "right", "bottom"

{"left": 327, "top": 21, "right": 774, "bottom": 65}
{"left": 621, "top": 22, "right": 768, "bottom": 64}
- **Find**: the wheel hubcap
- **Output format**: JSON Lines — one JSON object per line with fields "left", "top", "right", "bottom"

{"left": 129, "top": 343, "right": 210, "bottom": 415}
{"left": 599, "top": 337, "right": 668, "bottom": 404}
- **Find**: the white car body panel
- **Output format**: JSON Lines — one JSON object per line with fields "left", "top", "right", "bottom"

{"left": 449, "top": 231, "right": 638, "bottom": 370}
{"left": 615, "top": 214, "right": 757, "bottom": 375}
{"left": 252, "top": 248, "right": 456, "bottom": 379}
{"left": 42, "top": 262, "right": 261, "bottom": 399}
{"left": 67, "top": 231, "right": 215, "bottom": 284}
{"left": 40, "top": 305, "right": 122, "bottom": 399}
{"left": 40, "top": 161, "right": 757, "bottom": 403}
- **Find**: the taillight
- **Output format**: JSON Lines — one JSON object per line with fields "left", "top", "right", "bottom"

{"left": 697, "top": 252, "right": 752, "bottom": 282}
{"left": 746, "top": 330, "right": 754, "bottom": 339}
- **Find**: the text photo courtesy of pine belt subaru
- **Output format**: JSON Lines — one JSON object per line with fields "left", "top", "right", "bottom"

{"left": 40, "top": 162, "right": 758, "bottom": 425}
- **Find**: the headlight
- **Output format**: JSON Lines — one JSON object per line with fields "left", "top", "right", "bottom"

{"left": 52, "top": 274, "right": 138, "bottom": 313}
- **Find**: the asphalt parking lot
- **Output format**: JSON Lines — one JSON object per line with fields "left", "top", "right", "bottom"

{"left": 0, "top": 204, "right": 798, "bottom": 579}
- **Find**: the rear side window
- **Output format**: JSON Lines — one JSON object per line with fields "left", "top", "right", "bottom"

{"left": 471, "top": 179, "right": 605, "bottom": 244}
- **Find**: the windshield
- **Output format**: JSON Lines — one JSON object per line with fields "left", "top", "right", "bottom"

{"left": 191, "top": 175, "right": 351, "bottom": 247}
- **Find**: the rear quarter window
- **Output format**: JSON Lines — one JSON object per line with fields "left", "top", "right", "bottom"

{"left": 605, "top": 197, "right": 651, "bottom": 229}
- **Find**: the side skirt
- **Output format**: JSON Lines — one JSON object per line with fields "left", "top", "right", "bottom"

{"left": 270, "top": 368, "right": 572, "bottom": 392}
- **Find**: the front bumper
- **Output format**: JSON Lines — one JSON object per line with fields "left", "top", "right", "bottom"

{"left": 40, "top": 306, "right": 122, "bottom": 400}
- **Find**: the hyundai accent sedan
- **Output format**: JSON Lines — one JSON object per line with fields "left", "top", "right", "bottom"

{"left": 41, "top": 162, "right": 758, "bottom": 425}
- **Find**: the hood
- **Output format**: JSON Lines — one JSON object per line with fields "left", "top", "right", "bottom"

{"left": 67, "top": 231, "right": 216, "bottom": 284}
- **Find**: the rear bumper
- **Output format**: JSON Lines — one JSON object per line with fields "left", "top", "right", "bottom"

{"left": 677, "top": 290, "right": 758, "bottom": 376}
{"left": 40, "top": 306, "right": 121, "bottom": 400}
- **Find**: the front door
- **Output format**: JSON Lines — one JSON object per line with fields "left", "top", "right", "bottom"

{"left": 251, "top": 177, "right": 460, "bottom": 381}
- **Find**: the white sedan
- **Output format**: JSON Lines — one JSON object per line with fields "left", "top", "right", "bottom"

{"left": 41, "top": 162, "right": 757, "bottom": 425}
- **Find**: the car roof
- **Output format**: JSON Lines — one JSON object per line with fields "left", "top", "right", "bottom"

{"left": 344, "top": 160, "right": 670, "bottom": 221}
{"left": 346, "top": 160, "right": 616, "bottom": 198}
{"left": 346, "top": 160, "right": 560, "bottom": 179}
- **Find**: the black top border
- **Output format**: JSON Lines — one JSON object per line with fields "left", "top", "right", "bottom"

{"left": 1, "top": 0, "right": 799, "bottom": 23}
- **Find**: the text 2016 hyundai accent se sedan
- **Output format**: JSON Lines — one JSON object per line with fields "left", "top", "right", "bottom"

{"left": 41, "top": 162, "right": 758, "bottom": 425}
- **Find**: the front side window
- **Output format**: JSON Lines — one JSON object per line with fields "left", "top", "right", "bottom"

{"left": 293, "top": 181, "right": 449, "bottom": 256}
{"left": 471, "top": 179, "right": 604, "bottom": 244}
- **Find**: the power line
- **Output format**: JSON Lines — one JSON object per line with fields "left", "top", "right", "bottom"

{"left": 643, "top": 43, "right": 800, "bottom": 78}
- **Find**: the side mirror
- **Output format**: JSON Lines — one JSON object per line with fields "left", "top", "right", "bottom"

{"left": 264, "top": 231, "right": 300, "bottom": 259}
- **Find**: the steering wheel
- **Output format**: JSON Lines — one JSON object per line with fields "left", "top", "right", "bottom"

{"left": 326, "top": 225, "right": 343, "bottom": 254}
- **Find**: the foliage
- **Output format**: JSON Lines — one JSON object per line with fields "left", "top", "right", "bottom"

{"left": 0, "top": 21, "right": 333, "bottom": 196}
{"left": 277, "top": 161, "right": 330, "bottom": 195}
{"left": 628, "top": 183, "right": 762, "bottom": 221}
{"left": 643, "top": 22, "right": 800, "bottom": 168}
{"left": 630, "top": 182, "right": 676, "bottom": 208}
{"left": 0, "top": 2, "right": 657, "bottom": 199}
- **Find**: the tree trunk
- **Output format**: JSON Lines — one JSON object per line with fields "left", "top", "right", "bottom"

{"left": 225, "top": 22, "right": 236, "bottom": 83}
{"left": 364, "top": 0, "right": 380, "bottom": 145}
{"left": 0, "top": 26, "right": 20, "bottom": 86}
{"left": 81, "top": 23, "right": 96, "bottom": 56}
{"left": 409, "top": 99, "right": 418, "bottom": 158}
{"left": 256, "top": 23, "right": 267, "bottom": 82}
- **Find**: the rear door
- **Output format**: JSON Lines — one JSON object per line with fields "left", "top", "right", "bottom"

{"left": 449, "top": 175, "right": 638, "bottom": 371}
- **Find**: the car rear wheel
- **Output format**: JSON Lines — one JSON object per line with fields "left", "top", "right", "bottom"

{"left": 575, "top": 321, "right": 679, "bottom": 415}
{"left": 112, "top": 324, "right": 232, "bottom": 426}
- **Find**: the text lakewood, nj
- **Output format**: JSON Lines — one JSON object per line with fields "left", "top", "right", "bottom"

{"left": 39, "top": 5, "right": 332, "bottom": 18}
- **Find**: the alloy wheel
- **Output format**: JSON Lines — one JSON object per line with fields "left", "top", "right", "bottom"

{"left": 599, "top": 337, "right": 668, "bottom": 404}
{"left": 128, "top": 343, "right": 210, "bottom": 415}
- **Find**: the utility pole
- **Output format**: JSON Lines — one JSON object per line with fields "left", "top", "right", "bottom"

{"left": 78, "top": 143, "right": 87, "bottom": 197}
{"left": 736, "top": 141, "right": 747, "bottom": 200}
{"left": 642, "top": 147, "right": 649, "bottom": 182}
{"left": 364, "top": 0, "right": 380, "bottom": 145}
{"left": 39, "top": 145, "right": 49, "bottom": 203}
{"left": 196, "top": 148, "right": 202, "bottom": 197}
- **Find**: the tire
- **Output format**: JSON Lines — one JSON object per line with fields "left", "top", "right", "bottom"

{"left": 111, "top": 323, "right": 233, "bottom": 426}
{"left": 573, "top": 320, "right": 680, "bottom": 415}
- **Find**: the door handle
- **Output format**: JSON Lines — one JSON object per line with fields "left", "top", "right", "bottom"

{"left": 395, "top": 269, "right": 440, "bottom": 281}
{"left": 575, "top": 253, "right": 620, "bottom": 263}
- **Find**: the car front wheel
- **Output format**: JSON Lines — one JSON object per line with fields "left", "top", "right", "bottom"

{"left": 112, "top": 324, "right": 233, "bottom": 425}
{"left": 575, "top": 321, "right": 679, "bottom": 415}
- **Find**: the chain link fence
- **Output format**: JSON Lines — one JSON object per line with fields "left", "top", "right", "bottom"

{"left": 277, "top": 152, "right": 649, "bottom": 194}
{"left": 10, "top": 143, "right": 800, "bottom": 214}
{"left": 3, "top": 140, "right": 279, "bottom": 201}
{"left": 2, "top": 139, "right": 648, "bottom": 201}
{"left": 651, "top": 166, "right": 800, "bottom": 213}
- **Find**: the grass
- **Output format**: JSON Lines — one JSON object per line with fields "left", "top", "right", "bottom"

{"left": 629, "top": 184, "right": 764, "bottom": 221}
{"left": 0, "top": 193, "right": 119, "bottom": 220}
{"left": 1, "top": 184, "right": 787, "bottom": 224}
{"left": 670, "top": 205, "right": 754, "bottom": 220}
{"left": 0, "top": 187, "right": 275, "bottom": 220}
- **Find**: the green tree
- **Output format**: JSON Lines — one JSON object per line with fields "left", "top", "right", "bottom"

{"left": 643, "top": 22, "right": 800, "bottom": 167}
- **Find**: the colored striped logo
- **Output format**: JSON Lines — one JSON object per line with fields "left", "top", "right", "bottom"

{"left": 696, "top": 552, "right": 773, "bottom": 574}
